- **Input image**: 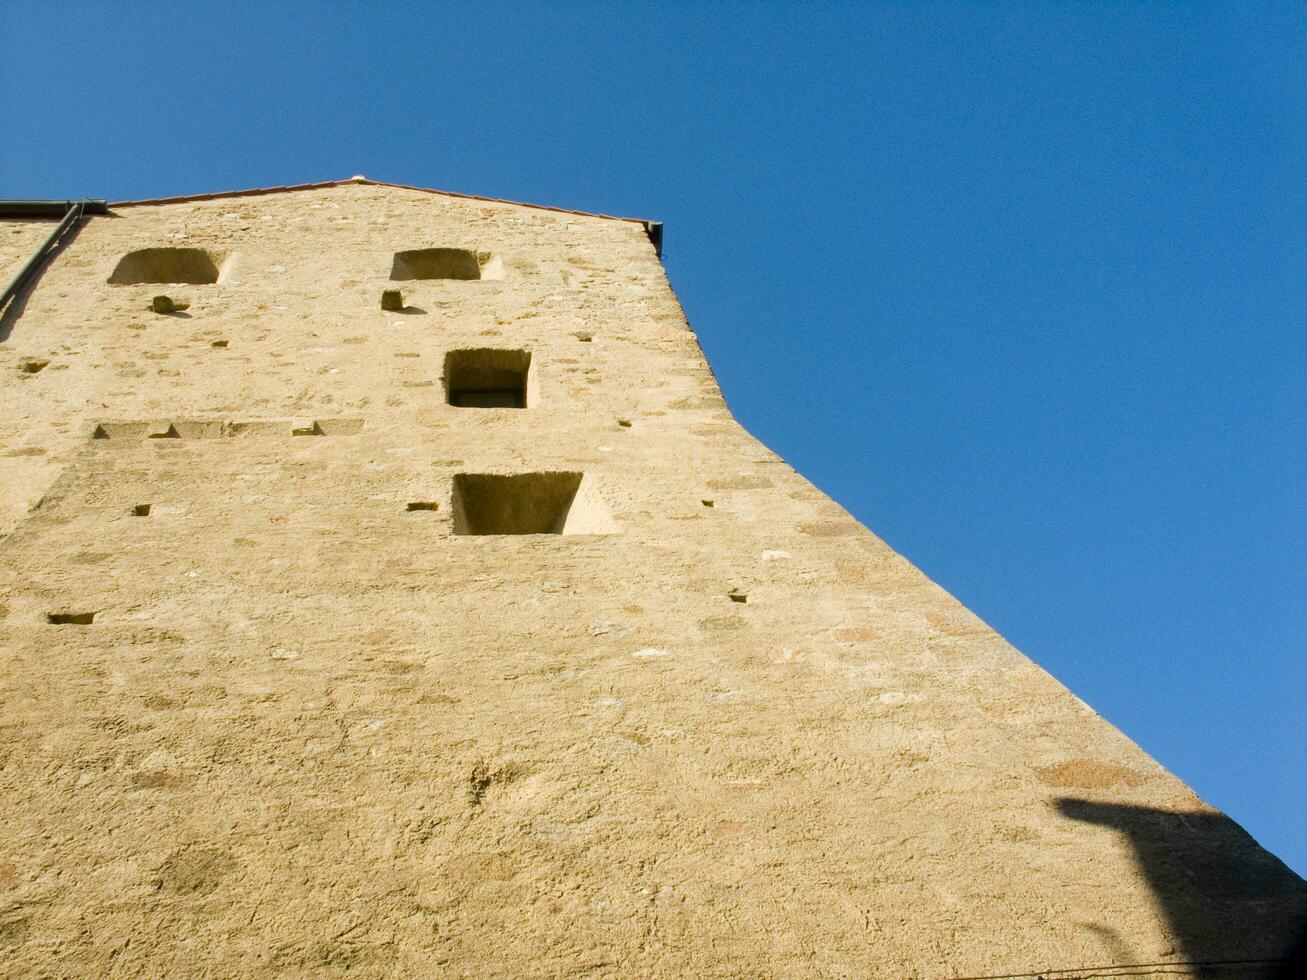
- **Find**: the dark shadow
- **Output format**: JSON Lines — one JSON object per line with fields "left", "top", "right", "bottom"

{"left": 1271, "top": 925, "right": 1307, "bottom": 979}
{"left": 155, "top": 311, "right": 192, "bottom": 319}
{"left": 396, "top": 306, "right": 427, "bottom": 315}
{"left": 1057, "top": 798, "right": 1307, "bottom": 977}
{"left": 0, "top": 214, "right": 95, "bottom": 343}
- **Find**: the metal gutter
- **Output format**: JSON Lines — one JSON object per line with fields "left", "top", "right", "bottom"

{"left": 644, "top": 221, "right": 664, "bottom": 257}
{"left": 0, "top": 200, "right": 109, "bottom": 219}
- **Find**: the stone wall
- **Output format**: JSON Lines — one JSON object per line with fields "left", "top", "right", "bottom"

{"left": 0, "top": 184, "right": 1301, "bottom": 976}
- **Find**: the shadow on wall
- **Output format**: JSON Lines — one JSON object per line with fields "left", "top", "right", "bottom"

{"left": 1056, "top": 798, "right": 1307, "bottom": 978}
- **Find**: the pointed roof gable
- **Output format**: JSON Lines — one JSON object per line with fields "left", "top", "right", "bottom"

{"left": 108, "top": 176, "right": 663, "bottom": 254}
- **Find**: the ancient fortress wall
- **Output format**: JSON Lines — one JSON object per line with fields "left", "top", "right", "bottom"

{"left": 0, "top": 183, "right": 1302, "bottom": 976}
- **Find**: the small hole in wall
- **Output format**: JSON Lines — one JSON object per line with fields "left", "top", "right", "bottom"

{"left": 617, "top": 419, "right": 632, "bottom": 428}
{"left": 573, "top": 332, "right": 593, "bottom": 342}
{"left": 701, "top": 500, "right": 715, "bottom": 508}
{"left": 48, "top": 612, "right": 95, "bottom": 625}
{"left": 130, "top": 503, "right": 152, "bottom": 517}
{"left": 406, "top": 501, "right": 440, "bottom": 512}
{"left": 728, "top": 592, "right": 748, "bottom": 604}
{"left": 210, "top": 340, "right": 229, "bottom": 349}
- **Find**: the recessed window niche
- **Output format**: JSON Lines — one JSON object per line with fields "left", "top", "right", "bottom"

{"left": 109, "top": 248, "right": 224, "bottom": 285}
{"left": 390, "top": 248, "right": 503, "bottom": 281}
{"left": 444, "top": 349, "right": 534, "bottom": 408}
{"left": 451, "top": 472, "right": 617, "bottom": 536}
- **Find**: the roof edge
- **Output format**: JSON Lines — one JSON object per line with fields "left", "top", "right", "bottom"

{"left": 108, "top": 176, "right": 653, "bottom": 228}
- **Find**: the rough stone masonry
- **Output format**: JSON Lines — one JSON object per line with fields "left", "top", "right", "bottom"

{"left": 0, "top": 180, "right": 1303, "bottom": 977}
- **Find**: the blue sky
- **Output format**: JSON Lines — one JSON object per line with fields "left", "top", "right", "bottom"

{"left": 3, "top": 2, "right": 1303, "bottom": 875}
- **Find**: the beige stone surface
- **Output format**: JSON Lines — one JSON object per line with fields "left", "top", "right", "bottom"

{"left": 0, "top": 183, "right": 1302, "bottom": 977}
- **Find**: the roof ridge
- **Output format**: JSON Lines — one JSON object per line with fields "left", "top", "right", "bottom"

{"left": 107, "top": 176, "right": 653, "bottom": 228}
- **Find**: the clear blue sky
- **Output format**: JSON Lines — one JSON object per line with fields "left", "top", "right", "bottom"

{"left": 3, "top": 2, "right": 1303, "bottom": 875}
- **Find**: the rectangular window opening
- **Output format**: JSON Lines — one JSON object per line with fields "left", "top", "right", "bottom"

{"left": 390, "top": 248, "right": 502, "bottom": 281}
{"left": 109, "top": 247, "right": 222, "bottom": 285}
{"left": 445, "top": 349, "right": 532, "bottom": 409}
{"left": 451, "top": 472, "right": 616, "bottom": 536}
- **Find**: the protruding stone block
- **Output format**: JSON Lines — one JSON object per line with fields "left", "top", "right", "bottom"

{"left": 150, "top": 295, "right": 189, "bottom": 314}
{"left": 381, "top": 289, "right": 404, "bottom": 311}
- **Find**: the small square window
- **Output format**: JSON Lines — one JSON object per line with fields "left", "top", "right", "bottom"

{"left": 445, "top": 349, "right": 532, "bottom": 409}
